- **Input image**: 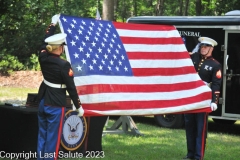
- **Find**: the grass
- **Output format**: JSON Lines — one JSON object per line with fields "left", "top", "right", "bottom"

{"left": 95, "top": 118, "right": 240, "bottom": 160}
{"left": 0, "top": 86, "right": 240, "bottom": 160}
{"left": 0, "top": 86, "right": 38, "bottom": 105}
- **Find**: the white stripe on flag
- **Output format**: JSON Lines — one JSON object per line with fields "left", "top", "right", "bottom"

{"left": 124, "top": 44, "right": 187, "bottom": 52}
{"left": 85, "top": 100, "right": 210, "bottom": 115}
{"left": 74, "top": 73, "right": 201, "bottom": 85}
{"left": 117, "top": 29, "right": 180, "bottom": 38}
{"left": 130, "top": 59, "right": 193, "bottom": 68}
{"left": 79, "top": 85, "right": 210, "bottom": 103}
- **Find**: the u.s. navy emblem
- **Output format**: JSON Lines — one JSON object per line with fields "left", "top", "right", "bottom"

{"left": 61, "top": 110, "right": 87, "bottom": 151}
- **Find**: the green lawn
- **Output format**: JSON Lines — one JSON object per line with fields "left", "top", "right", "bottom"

{"left": 1, "top": 86, "right": 240, "bottom": 160}
{"left": 0, "top": 86, "right": 38, "bottom": 105}
{"left": 93, "top": 118, "right": 240, "bottom": 160}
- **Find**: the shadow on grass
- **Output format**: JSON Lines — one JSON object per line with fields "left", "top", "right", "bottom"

{"left": 207, "top": 120, "right": 240, "bottom": 135}
{"left": 109, "top": 116, "right": 240, "bottom": 136}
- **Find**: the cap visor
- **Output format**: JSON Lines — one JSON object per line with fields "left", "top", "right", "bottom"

{"left": 200, "top": 43, "right": 212, "bottom": 47}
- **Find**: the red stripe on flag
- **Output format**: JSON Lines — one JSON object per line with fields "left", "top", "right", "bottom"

{"left": 120, "top": 37, "right": 184, "bottom": 44}
{"left": 80, "top": 92, "right": 211, "bottom": 110}
{"left": 84, "top": 107, "right": 212, "bottom": 116}
{"left": 170, "top": 108, "right": 212, "bottom": 114}
{"left": 113, "top": 22, "right": 176, "bottom": 31}
{"left": 77, "top": 80, "right": 205, "bottom": 95}
{"left": 127, "top": 52, "right": 190, "bottom": 59}
{"left": 132, "top": 66, "right": 196, "bottom": 76}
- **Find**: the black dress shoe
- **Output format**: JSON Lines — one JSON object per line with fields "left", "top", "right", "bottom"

{"left": 182, "top": 156, "right": 195, "bottom": 160}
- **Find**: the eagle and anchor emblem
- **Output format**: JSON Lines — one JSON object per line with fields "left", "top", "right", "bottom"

{"left": 61, "top": 110, "right": 87, "bottom": 151}
{"left": 67, "top": 116, "right": 80, "bottom": 140}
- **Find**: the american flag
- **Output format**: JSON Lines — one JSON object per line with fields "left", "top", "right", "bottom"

{"left": 59, "top": 14, "right": 212, "bottom": 116}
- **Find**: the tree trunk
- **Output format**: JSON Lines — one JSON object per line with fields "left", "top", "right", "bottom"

{"left": 120, "top": 0, "right": 126, "bottom": 22}
{"left": 184, "top": 0, "right": 190, "bottom": 16}
{"left": 114, "top": 0, "right": 118, "bottom": 21}
{"left": 206, "top": 0, "right": 212, "bottom": 15}
{"left": 133, "top": 0, "right": 137, "bottom": 16}
{"left": 156, "top": 0, "right": 164, "bottom": 16}
{"left": 178, "top": 0, "right": 183, "bottom": 15}
{"left": 196, "top": 0, "right": 202, "bottom": 16}
{"left": 103, "top": 0, "right": 114, "bottom": 21}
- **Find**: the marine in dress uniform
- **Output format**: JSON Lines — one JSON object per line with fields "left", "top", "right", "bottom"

{"left": 183, "top": 37, "right": 222, "bottom": 160}
{"left": 37, "top": 15, "right": 83, "bottom": 160}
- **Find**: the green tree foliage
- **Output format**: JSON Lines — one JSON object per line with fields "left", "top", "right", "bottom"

{"left": 0, "top": 49, "right": 24, "bottom": 74}
{"left": 215, "top": 0, "right": 240, "bottom": 15}
{"left": 0, "top": 0, "right": 240, "bottom": 73}
{"left": 0, "top": 0, "right": 98, "bottom": 73}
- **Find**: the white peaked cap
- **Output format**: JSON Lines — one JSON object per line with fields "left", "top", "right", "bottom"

{"left": 45, "top": 33, "right": 67, "bottom": 45}
{"left": 198, "top": 37, "right": 217, "bottom": 47}
{"left": 225, "top": 10, "right": 240, "bottom": 16}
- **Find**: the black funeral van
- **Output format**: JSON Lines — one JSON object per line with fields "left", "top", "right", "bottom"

{"left": 127, "top": 10, "right": 240, "bottom": 128}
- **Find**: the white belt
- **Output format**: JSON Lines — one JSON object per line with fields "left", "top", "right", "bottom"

{"left": 44, "top": 79, "right": 66, "bottom": 88}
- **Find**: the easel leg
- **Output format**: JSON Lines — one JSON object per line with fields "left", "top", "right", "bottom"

{"left": 103, "top": 116, "right": 143, "bottom": 136}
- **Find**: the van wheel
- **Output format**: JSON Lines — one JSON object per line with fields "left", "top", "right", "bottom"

{"left": 154, "top": 114, "right": 184, "bottom": 129}
{"left": 212, "top": 118, "right": 236, "bottom": 125}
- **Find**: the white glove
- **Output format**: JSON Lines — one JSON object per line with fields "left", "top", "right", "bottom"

{"left": 51, "top": 14, "right": 60, "bottom": 25}
{"left": 210, "top": 103, "right": 218, "bottom": 111}
{"left": 76, "top": 106, "right": 84, "bottom": 117}
{"left": 192, "top": 43, "right": 200, "bottom": 54}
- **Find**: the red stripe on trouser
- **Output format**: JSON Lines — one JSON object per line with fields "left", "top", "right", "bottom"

{"left": 200, "top": 114, "right": 207, "bottom": 160}
{"left": 84, "top": 117, "right": 91, "bottom": 153}
{"left": 54, "top": 107, "right": 64, "bottom": 160}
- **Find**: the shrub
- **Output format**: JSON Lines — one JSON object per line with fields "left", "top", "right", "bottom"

{"left": 26, "top": 53, "right": 40, "bottom": 71}
{"left": 0, "top": 50, "right": 24, "bottom": 74}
